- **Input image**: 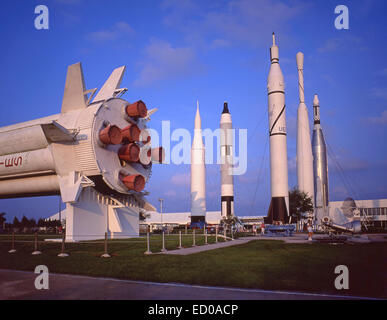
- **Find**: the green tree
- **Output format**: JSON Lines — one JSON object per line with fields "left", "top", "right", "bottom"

{"left": 12, "top": 217, "right": 21, "bottom": 228}
{"left": 289, "top": 188, "right": 314, "bottom": 222}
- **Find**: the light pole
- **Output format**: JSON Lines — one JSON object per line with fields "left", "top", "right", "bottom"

{"left": 158, "top": 198, "right": 164, "bottom": 230}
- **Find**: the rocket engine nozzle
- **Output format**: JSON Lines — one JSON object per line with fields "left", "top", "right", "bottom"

{"left": 121, "top": 124, "right": 141, "bottom": 143}
{"left": 125, "top": 100, "right": 148, "bottom": 118}
{"left": 120, "top": 173, "right": 145, "bottom": 192}
{"left": 118, "top": 143, "right": 140, "bottom": 162}
{"left": 99, "top": 125, "right": 123, "bottom": 145}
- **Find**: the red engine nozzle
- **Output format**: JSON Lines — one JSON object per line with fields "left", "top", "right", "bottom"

{"left": 99, "top": 125, "right": 123, "bottom": 145}
{"left": 118, "top": 143, "right": 140, "bottom": 162}
{"left": 120, "top": 174, "right": 146, "bottom": 192}
{"left": 121, "top": 124, "right": 141, "bottom": 143}
{"left": 125, "top": 100, "right": 148, "bottom": 118}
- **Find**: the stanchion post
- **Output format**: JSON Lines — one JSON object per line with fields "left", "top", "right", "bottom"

{"left": 204, "top": 227, "right": 208, "bottom": 245}
{"left": 31, "top": 232, "right": 42, "bottom": 255}
{"left": 101, "top": 232, "right": 111, "bottom": 258}
{"left": 215, "top": 226, "right": 218, "bottom": 243}
{"left": 161, "top": 231, "right": 167, "bottom": 252}
{"left": 185, "top": 224, "right": 187, "bottom": 235}
{"left": 178, "top": 230, "right": 183, "bottom": 249}
{"left": 231, "top": 226, "right": 234, "bottom": 241}
{"left": 58, "top": 232, "right": 69, "bottom": 257}
{"left": 9, "top": 231, "right": 16, "bottom": 254}
{"left": 192, "top": 229, "right": 196, "bottom": 247}
{"left": 144, "top": 231, "right": 152, "bottom": 255}
{"left": 224, "top": 226, "right": 227, "bottom": 241}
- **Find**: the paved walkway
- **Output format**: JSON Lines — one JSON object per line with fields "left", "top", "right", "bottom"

{"left": 0, "top": 269, "right": 369, "bottom": 300}
{"left": 161, "top": 235, "right": 328, "bottom": 255}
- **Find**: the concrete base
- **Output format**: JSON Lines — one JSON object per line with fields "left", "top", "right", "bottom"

{"left": 101, "top": 253, "right": 111, "bottom": 258}
{"left": 57, "top": 253, "right": 69, "bottom": 257}
{"left": 144, "top": 251, "right": 152, "bottom": 255}
{"left": 8, "top": 249, "right": 16, "bottom": 254}
{"left": 31, "top": 251, "right": 42, "bottom": 255}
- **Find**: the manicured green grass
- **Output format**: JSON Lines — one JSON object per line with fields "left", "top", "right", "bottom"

{"left": 0, "top": 234, "right": 385, "bottom": 298}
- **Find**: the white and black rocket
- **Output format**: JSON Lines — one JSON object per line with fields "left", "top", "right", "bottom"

{"left": 266, "top": 33, "right": 289, "bottom": 223}
{"left": 220, "top": 102, "right": 234, "bottom": 218}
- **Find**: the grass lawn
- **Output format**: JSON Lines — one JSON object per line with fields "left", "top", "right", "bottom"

{"left": 0, "top": 234, "right": 386, "bottom": 298}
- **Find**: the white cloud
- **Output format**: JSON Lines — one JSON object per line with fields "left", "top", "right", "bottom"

{"left": 87, "top": 22, "right": 134, "bottom": 43}
{"left": 367, "top": 110, "right": 387, "bottom": 125}
{"left": 170, "top": 172, "right": 190, "bottom": 186}
{"left": 161, "top": 0, "right": 309, "bottom": 48}
{"left": 133, "top": 39, "right": 203, "bottom": 86}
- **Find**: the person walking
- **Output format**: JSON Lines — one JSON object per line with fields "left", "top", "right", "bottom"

{"left": 307, "top": 224, "right": 313, "bottom": 241}
{"left": 260, "top": 222, "right": 265, "bottom": 235}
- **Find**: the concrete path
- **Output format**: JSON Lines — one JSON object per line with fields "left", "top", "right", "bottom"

{"left": 161, "top": 235, "right": 326, "bottom": 255}
{"left": 0, "top": 269, "right": 370, "bottom": 300}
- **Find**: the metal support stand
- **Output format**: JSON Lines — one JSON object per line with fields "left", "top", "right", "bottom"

{"left": 144, "top": 232, "right": 152, "bottom": 255}
{"left": 161, "top": 231, "right": 167, "bottom": 252}
{"left": 31, "top": 232, "right": 42, "bottom": 255}
{"left": 215, "top": 227, "right": 218, "bottom": 243}
{"left": 8, "top": 232, "right": 16, "bottom": 254}
{"left": 101, "top": 232, "right": 111, "bottom": 258}
{"left": 58, "top": 233, "right": 69, "bottom": 257}
{"left": 178, "top": 231, "right": 183, "bottom": 249}
{"left": 192, "top": 229, "right": 196, "bottom": 247}
{"left": 204, "top": 228, "right": 208, "bottom": 245}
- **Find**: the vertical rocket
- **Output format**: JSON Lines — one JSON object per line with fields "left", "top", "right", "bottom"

{"left": 266, "top": 33, "right": 289, "bottom": 223}
{"left": 220, "top": 102, "right": 234, "bottom": 218}
{"left": 312, "top": 94, "right": 329, "bottom": 223}
{"left": 191, "top": 101, "right": 206, "bottom": 223}
{"left": 296, "top": 52, "right": 314, "bottom": 203}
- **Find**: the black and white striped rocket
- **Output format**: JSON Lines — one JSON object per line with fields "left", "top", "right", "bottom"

{"left": 266, "top": 33, "right": 289, "bottom": 224}
{"left": 220, "top": 102, "right": 234, "bottom": 218}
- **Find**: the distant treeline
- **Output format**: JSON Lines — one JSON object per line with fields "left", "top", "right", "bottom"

{"left": 0, "top": 212, "right": 61, "bottom": 232}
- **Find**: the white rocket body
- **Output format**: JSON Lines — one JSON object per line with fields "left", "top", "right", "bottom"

{"left": 0, "top": 62, "right": 162, "bottom": 240}
{"left": 266, "top": 33, "right": 289, "bottom": 223}
{"left": 220, "top": 102, "right": 234, "bottom": 218}
{"left": 296, "top": 52, "right": 314, "bottom": 203}
{"left": 191, "top": 103, "right": 206, "bottom": 222}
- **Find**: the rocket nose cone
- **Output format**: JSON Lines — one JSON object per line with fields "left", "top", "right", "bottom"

{"left": 313, "top": 94, "right": 319, "bottom": 106}
{"left": 296, "top": 52, "right": 304, "bottom": 69}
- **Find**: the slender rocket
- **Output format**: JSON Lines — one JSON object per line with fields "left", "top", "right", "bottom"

{"left": 266, "top": 33, "right": 289, "bottom": 224}
{"left": 296, "top": 52, "right": 314, "bottom": 203}
{"left": 312, "top": 94, "right": 329, "bottom": 224}
{"left": 220, "top": 102, "right": 234, "bottom": 218}
{"left": 191, "top": 101, "right": 206, "bottom": 223}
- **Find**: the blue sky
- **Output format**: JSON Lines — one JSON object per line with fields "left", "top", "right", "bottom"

{"left": 0, "top": 0, "right": 386, "bottom": 221}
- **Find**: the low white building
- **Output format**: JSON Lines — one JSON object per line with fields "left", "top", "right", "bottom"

{"left": 143, "top": 211, "right": 222, "bottom": 227}
{"left": 328, "top": 198, "right": 387, "bottom": 230}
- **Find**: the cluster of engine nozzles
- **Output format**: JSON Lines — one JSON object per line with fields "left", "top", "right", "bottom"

{"left": 98, "top": 100, "right": 162, "bottom": 193}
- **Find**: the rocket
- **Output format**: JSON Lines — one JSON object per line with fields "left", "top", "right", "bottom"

{"left": 266, "top": 33, "right": 289, "bottom": 224}
{"left": 296, "top": 52, "right": 314, "bottom": 203}
{"left": 312, "top": 94, "right": 329, "bottom": 223}
{"left": 0, "top": 62, "right": 163, "bottom": 240}
{"left": 220, "top": 102, "right": 234, "bottom": 218}
{"left": 190, "top": 101, "right": 206, "bottom": 223}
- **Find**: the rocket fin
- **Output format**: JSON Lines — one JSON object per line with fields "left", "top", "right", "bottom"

{"left": 93, "top": 66, "right": 126, "bottom": 102}
{"left": 41, "top": 121, "right": 78, "bottom": 142}
{"left": 61, "top": 63, "right": 87, "bottom": 113}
